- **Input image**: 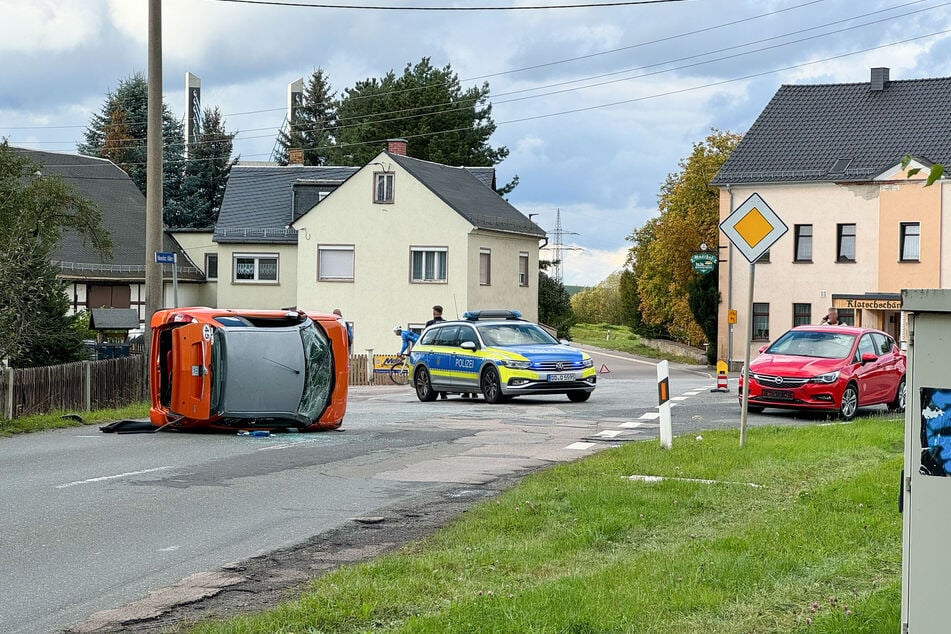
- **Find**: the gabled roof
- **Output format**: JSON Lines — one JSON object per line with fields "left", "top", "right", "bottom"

{"left": 215, "top": 164, "right": 358, "bottom": 243}
{"left": 386, "top": 152, "right": 545, "bottom": 237}
{"left": 11, "top": 147, "right": 201, "bottom": 281}
{"left": 712, "top": 71, "right": 951, "bottom": 185}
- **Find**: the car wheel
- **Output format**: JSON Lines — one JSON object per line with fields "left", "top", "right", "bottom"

{"left": 567, "top": 390, "right": 591, "bottom": 402}
{"left": 838, "top": 383, "right": 859, "bottom": 421}
{"left": 889, "top": 376, "right": 906, "bottom": 412}
{"left": 414, "top": 367, "right": 437, "bottom": 402}
{"left": 481, "top": 366, "right": 505, "bottom": 404}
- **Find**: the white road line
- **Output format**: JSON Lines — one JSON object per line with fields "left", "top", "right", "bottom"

{"left": 619, "top": 421, "right": 643, "bottom": 428}
{"left": 640, "top": 412, "right": 660, "bottom": 420}
{"left": 56, "top": 466, "right": 174, "bottom": 489}
{"left": 671, "top": 396, "right": 688, "bottom": 401}
{"left": 627, "top": 474, "right": 762, "bottom": 488}
{"left": 565, "top": 442, "right": 596, "bottom": 450}
{"left": 595, "top": 430, "right": 623, "bottom": 438}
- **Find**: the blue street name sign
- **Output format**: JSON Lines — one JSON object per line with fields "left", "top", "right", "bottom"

{"left": 155, "top": 252, "right": 175, "bottom": 264}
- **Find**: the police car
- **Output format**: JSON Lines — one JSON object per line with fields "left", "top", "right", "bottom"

{"left": 408, "top": 310, "right": 596, "bottom": 403}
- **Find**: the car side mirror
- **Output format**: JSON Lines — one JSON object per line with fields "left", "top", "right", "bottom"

{"left": 861, "top": 352, "right": 877, "bottom": 364}
{"left": 461, "top": 341, "right": 477, "bottom": 351}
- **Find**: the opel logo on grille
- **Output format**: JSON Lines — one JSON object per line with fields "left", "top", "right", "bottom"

{"left": 556, "top": 362, "right": 565, "bottom": 371}
{"left": 772, "top": 376, "right": 784, "bottom": 385}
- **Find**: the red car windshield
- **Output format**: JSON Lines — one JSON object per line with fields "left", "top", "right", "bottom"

{"left": 765, "top": 330, "right": 857, "bottom": 359}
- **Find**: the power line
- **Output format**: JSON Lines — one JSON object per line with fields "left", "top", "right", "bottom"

{"left": 209, "top": 0, "right": 689, "bottom": 10}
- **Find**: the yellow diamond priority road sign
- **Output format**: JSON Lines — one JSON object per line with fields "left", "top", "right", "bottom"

{"left": 719, "top": 193, "right": 787, "bottom": 263}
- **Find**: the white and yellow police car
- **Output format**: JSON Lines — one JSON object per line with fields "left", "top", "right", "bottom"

{"left": 408, "top": 310, "right": 596, "bottom": 403}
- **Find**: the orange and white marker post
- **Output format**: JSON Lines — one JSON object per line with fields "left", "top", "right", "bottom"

{"left": 657, "top": 360, "right": 672, "bottom": 449}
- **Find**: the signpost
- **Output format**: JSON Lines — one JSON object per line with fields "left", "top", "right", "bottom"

{"left": 690, "top": 252, "right": 718, "bottom": 275}
{"left": 155, "top": 252, "right": 178, "bottom": 308}
{"left": 719, "top": 193, "right": 787, "bottom": 447}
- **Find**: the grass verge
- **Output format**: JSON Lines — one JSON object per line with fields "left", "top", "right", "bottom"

{"left": 188, "top": 416, "right": 903, "bottom": 633}
{"left": 0, "top": 402, "right": 150, "bottom": 437}
{"left": 570, "top": 323, "right": 703, "bottom": 365}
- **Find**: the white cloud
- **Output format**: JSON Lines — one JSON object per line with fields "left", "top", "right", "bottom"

{"left": 0, "top": 0, "right": 104, "bottom": 53}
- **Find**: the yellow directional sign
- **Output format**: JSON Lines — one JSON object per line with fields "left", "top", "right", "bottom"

{"left": 719, "top": 193, "right": 788, "bottom": 263}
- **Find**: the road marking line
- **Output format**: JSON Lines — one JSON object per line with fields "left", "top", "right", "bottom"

{"left": 627, "top": 474, "right": 762, "bottom": 488}
{"left": 671, "top": 396, "right": 687, "bottom": 401}
{"left": 565, "top": 442, "right": 596, "bottom": 450}
{"left": 620, "top": 421, "right": 643, "bottom": 428}
{"left": 596, "top": 430, "right": 623, "bottom": 438}
{"left": 640, "top": 412, "right": 660, "bottom": 420}
{"left": 56, "top": 466, "right": 174, "bottom": 489}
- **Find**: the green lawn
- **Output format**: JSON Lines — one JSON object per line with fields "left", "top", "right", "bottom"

{"left": 0, "top": 402, "right": 150, "bottom": 436}
{"left": 570, "top": 323, "right": 703, "bottom": 365}
{"left": 188, "top": 416, "right": 903, "bottom": 633}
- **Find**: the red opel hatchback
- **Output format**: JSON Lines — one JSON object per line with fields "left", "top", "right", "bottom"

{"left": 738, "top": 325, "right": 905, "bottom": 421}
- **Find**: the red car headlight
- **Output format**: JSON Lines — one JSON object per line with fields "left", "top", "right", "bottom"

{"left": 810, "top": 371, "right": 840, "bottom": 384}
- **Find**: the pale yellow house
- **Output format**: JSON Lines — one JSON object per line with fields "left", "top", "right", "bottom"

{"left": 292, "top": 140, "right": 546, "bottom": 354}
{"left": 173, "top": 141, "right": 546, "bottom": 354}
{"left": 713, "top": 68, "right": 951, "bottom": 368}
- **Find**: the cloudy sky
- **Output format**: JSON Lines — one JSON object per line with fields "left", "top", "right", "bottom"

{"left": 3, "top": 0, "right": 951, "bottom": 285}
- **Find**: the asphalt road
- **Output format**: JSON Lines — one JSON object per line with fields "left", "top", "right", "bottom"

{"left": 1, "top": 347, "right": 890, "bottom": 633}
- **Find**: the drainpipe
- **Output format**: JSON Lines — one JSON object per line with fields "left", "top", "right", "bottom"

{"left": 727, "top": 185, "right": 734, "bottom": 370}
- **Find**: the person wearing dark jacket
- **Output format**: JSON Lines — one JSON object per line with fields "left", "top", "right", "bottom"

{"left": 425, "top": 305, "right": 445, "bottom": 328}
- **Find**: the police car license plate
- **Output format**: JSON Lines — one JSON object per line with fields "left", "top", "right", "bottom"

{"left": 547, "top": 373, "right": 575, "bottom": 382}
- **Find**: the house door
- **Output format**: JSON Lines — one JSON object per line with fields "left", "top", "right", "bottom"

{"left": 87, "top": 284, "right": 131, "bottom": 309}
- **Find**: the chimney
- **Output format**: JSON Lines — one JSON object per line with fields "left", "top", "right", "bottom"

{"left": 870, "top": 67, "right": 889, "bottom": 92}
{"left": 387, "top": 138, "right": 408, "bottom": 156}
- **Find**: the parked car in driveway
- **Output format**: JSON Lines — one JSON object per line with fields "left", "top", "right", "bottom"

{"left": 738, "top": 324, "right": 905, "bottom": 421}
{"left": 408, "top": 310, "right": 596, "bottom": 403}
{"left": 149, "top": 307, "right": 349, "bottom": 432}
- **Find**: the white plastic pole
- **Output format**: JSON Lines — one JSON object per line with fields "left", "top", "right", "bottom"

{"left": 657, "top": 360, "right": 672, "bottom": 449}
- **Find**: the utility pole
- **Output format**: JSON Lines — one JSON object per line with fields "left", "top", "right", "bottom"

{"left": 144, "top": 0, "right": 163, "bottom": 351}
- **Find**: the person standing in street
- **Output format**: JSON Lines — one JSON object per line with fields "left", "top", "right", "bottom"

{"left": 425, "top": 305, "right": 445, "bottom": 328}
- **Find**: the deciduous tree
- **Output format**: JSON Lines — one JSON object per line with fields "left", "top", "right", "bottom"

{"left": 627, "top": 130, "right": 739, "bottom": 345}
{"left": 0, "top": 142, "right": 112, "bottom": 367}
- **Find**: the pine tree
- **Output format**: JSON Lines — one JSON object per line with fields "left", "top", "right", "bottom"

{"left": 275, "top": 68, "right": 337, "bottom": 166}
{"left": 172, "top": 107, "right": 237, "bottom": 228}
{"left": 79, "top": 73, "right": 188, "bottom": 225}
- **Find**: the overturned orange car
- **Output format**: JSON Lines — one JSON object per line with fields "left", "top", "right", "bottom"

{"left": 149, "top": 307, "right": 348, "bottom": 432}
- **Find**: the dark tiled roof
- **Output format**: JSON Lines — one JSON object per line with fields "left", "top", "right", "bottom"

{"left": 11, "top": 148, "right": 201, "bottom": 281}
{"left": 713, "top": 74, "right": 951, "bottom": 185}
{"left": 387, "top": 152, "right": 545, "bottom": 237}
{"left": 215, "top": 164, "right": 358, "bottom": 243}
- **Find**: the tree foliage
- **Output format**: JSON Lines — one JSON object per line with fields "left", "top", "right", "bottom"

{"left": 627, "top": 130, "right": 740, "bottom": 346}
{"left": 170, "top": 107, "right": 237, "bottom": 228}
{"left": 275, "top": 68, "right": 337, "bottom": 166}
{"left": 538, "top": 271, "right": 575, "bottom": 339}
{"left": 79, "top": 73, "right": 233, "bottom": 228}
{"left": 0, "top": 141, "right": 112, "bottom": 367}
{"left": 570, "top": 271, "right": 629, "bottom": 325}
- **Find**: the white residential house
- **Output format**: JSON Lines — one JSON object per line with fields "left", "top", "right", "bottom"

{"left": 175, "top": 140, "right": 546, "bottom": 354}
{"left": 292, "top": 140, "right": 546, "bottom": 354}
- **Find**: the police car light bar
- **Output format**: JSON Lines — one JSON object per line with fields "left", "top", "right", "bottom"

{"left": 463, "top": 309, "right": 523, "bottom": 321}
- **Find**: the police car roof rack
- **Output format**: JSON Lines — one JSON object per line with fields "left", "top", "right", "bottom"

{"left": 463, "top": 309, "right": 523, "bottom": 321}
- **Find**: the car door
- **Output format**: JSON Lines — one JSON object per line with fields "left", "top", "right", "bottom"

{"left": 169, "top": 322, "right": 211, "bottom": 420}
{"left": 453, "top": 325, "right": 481, "bottom": 393}
{"left": 871, "top": 332, "right": 903, "bottom": 401}
{"left": 420, "top": 326, "right": 453, "bottom": 391}
{"left": 852, "top": 333, "right": 886, "bottom": 403}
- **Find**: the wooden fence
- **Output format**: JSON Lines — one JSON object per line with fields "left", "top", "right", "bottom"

{"left": 1, "top": 353, "right": 377, "bottom": 421}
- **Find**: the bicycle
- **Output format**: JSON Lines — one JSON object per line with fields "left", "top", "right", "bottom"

{"left": 388, "top": 354, "right": 411, "bottom": 385}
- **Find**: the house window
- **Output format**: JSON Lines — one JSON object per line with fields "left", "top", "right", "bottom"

{"left": 793, "top": 303, "right": 811, "bottom": 327}
{"left": 837, "top": 224, "right": 856, "bottom": 262}
{"left": 837, "top": 308, "right": 855, "bottom": 326}
{"left": 233, "top": 254, "right": 278, "bottom": 283}
{"left": 757, "top": 248, "right": 770, "bottom": 263}
{"left": 752, "top": 302, "right": 769, "bottom": 340}
{"left": 900, "top": 222, "right": 920, "bottom": 261}
{"left": 479, "top": 248, "right": 491, "bottom": 286}
{"left": 318, "top": 245, "right": 354, "bottom": 281}
{"left": 518, "top": 252, "right": 529, "bottom": 286}
{"left": 794, "top": 225, "right": 812, "bottom": 262}
{"left": 205, "top": 253, "right": 218, "bottom": 281}
{"left": 374, "top": 172, "right": 394, "bottom": 203}
{"left": 411, "top": 247, "right": 447, "bottom": 282}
